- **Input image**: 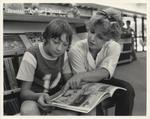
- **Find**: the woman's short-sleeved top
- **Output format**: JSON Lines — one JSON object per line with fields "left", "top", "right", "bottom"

{"left": 69, "top": 39, "right": 121, "bottom": 78}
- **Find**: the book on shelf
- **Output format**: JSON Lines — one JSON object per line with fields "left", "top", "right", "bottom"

{"left": 4, "top": 58, "right": 18, "bottom": 89}
{"left": 4, "top": 97, "right": 20, "bottom": 115}
{"left": 46, "top": 82, "right": 126, "bottom": 113}
{"left": 4, "top": 68, "right": 11, "bottom": 90}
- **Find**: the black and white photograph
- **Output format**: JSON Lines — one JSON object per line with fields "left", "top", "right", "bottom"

{"left": 1, "top": 0, "right": 148, "bottom": 117}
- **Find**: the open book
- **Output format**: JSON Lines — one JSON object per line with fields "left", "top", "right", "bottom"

{"left": 47, "top": 83, "right": 126, "bottom": 113}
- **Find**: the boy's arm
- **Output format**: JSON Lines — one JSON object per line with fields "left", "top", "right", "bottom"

{"left": 17, "top": 52, "right": 46, "bottom": 101}
{"left": 20, "top": 81, "right": 44, "bottom": 101}
{"left": 21, "top": 81, "right": 53, "bottom": 108}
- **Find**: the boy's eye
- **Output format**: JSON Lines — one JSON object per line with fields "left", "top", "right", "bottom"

{"left": 52, "top": 38, "right": 60, "bottom": 44}
{"left": 52, "top": 38, "right": 69, "bottom": 47}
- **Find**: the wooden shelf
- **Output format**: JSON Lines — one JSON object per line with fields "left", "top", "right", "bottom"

{"left": 118, "top": 58, "right": 132, "bottom": 64}
{"left": 4, "top": 13, "right": 85, "bottom": 25}
{"left": 118, "top": 39, "right": 132, "bottom": 64}
{"left": 119, "top": 38, "right": 132, "bottom": 43}
{"left": 121, "top": 50, "right": 132, "bottom": 54}
{"left": 4, "top": 88, "right": 21, "bottom": 96}
{"left": 119, "top": 41, "right": 132, "bottom": 44}
{"left": 4, "top": 50, "right": 25, "bottom": 57}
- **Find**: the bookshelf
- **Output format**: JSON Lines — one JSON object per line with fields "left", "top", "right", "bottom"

{"left": 118, "top": 38, "right": 132, "bottom": 64}
{"left": 3, "top": 32, "right": 46, "bottom": 115}
{"left": 4, "top": 56, "right": 21, "bottom": 115}
{"left": 4, "top": 97, "right": 21, "bottom": 115}
{"left": 4, "top": 13, "right": 86, "bottom": 25}
{"left": 3, "top": 33, "right": 33, "bottom": 115}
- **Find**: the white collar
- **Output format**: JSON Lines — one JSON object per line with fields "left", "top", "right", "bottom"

{"left": 39, "top": 43, "right": 57, "bottom": 60}
{"left": 86, "top": 39, "right": 114, "bottom": 70}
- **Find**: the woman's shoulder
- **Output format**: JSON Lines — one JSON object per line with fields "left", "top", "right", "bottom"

{"left": 105, "top": 40, "right": 121, "bottom": 51}
{"left": 108, "top": 40, "right": 120, "bottom": 46}
{"left": 70, "top": 39, "right": 88, "bottom": 52}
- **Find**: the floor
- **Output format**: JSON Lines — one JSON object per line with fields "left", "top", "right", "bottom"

{"left": 109, "top": 52, "right": 147, "bottom": 115}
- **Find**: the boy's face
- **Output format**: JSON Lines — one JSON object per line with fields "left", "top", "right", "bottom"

{"left": 46, "top": 33, "right": 69, "bottom": 58}
{"left": 87, "top": 24, "right": 107, "bottom": 51}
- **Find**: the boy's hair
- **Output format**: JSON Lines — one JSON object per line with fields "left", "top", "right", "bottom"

{"left": 43, "top": 18, "right": 73, "bottom": 46}
{"left": 87, "top": 8, "right": 123, "bottom": 41}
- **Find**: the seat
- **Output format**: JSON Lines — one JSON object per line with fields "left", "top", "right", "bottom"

{"left": 96, "top": 97, "right": 115, "bottom": 115}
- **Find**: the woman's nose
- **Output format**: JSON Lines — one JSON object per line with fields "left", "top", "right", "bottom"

{"left": 90, "top": 34, "right": 96, "bottom": 42}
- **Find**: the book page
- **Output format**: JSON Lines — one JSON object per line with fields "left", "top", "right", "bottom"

{"left": 47, "top": 83, "right": 125, "bottom": 113}
{"left": 106, "top": 85, "right": 126, "bottom": 97}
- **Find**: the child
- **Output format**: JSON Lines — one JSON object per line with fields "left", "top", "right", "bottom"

{"left": 16, "top": 18, "right": 77, "bottom": 115}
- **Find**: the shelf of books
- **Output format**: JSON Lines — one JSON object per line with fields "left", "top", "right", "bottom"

{"left": 4, "top": 55, "right": 21, "bottom": 115}
{"left": 3, "top": 32, "right": 45, "bottom": 115}
{"left": 4, "top": 13, "right": 86, "bottom": 25}
{"left": 118, "top": 38, "right": 132, "bottom": 65}
{"left": 4, "top": 97, "right": 21, "bottom": 115}
{"left": 3, "top": 33, "right": 27, "bottom": 115}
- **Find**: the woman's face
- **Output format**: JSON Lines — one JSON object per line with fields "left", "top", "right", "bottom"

{"left": 45, "top": 33, "right": 69, "bottom": 58}
{"left": 88, "top": 24, "right": 108, "bottom": 51}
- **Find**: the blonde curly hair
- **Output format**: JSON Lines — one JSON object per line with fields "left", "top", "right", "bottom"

{"left": 87, "top": 8, "right": 123, "bottom": 41}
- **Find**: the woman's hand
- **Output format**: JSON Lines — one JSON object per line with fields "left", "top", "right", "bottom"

{"left": 64, "top": 74, "right": 83, "bottom": 92}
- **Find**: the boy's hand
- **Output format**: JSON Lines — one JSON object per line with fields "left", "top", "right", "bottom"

{"left": 38, "top": 93, "right": 50, "bottom": 106}
{"left": 37, "top": 93, "right": 54, "bottom": 112}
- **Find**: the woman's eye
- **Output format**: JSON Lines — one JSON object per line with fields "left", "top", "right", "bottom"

{"left": 97, "top": 34, "right": 102, "bottom": 39}
{"left": 90, "top": 30, "right": 95, "bottom": 34}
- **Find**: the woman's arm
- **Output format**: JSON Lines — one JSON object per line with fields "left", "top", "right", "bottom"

{"left": 64, "top": 41, "right": 121, "bottom": 90}
{"left": 64, "top": 68, "right": 109, "bottom": 91}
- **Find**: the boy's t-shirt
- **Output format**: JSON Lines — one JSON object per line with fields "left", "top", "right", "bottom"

{"left": 16, "top": 43, "right": 71, "bottom": 95}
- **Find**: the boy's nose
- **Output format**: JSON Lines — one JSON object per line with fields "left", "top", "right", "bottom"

{"left": 57, "top": 44, "right": 63, "bottom": 51}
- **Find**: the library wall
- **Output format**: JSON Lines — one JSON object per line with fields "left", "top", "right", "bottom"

{"left": 4, "top": 21, "right": 47, "bottom": 33}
